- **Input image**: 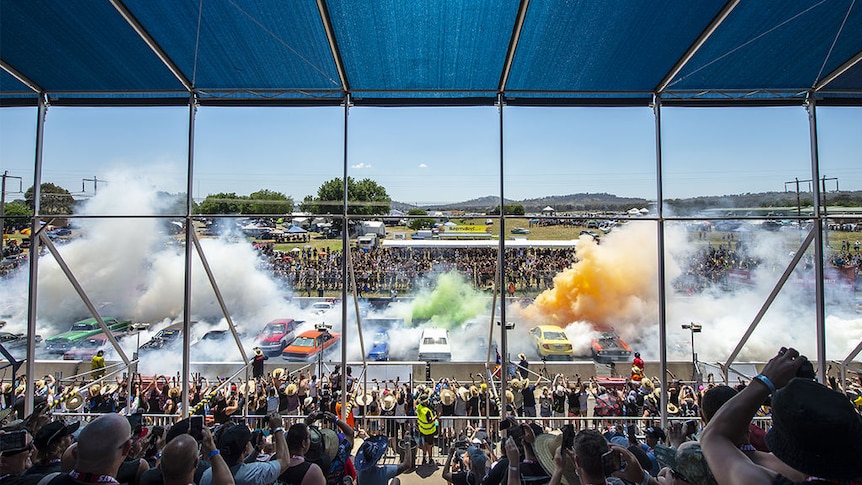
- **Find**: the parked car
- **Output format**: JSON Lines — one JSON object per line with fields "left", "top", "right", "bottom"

{"left": 418, "top": 327, "right": 451, "bottom": 362}
{"left": 529, "top": 325, "right": 573, "bottom": 360}
{"left": 591, "top": 332, "right": 632, "bottom": 363}
{"left": 255, "top": 319, "right": 304, "bottom": 355}
{"left": 511, "top": 228, "right": 530, "bottom": 235}
{"left": 44, "top": 317, "right": 131, "bottom": 354}
{"left": 281, "top": 328, "right": 341, "bottom": 361}
{"left": 366, "top": 328, "right": 390, "bottom": 361}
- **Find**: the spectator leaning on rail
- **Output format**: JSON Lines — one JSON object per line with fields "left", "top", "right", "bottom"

{"left": 701, "top": 346, "right": 862, "bottom": 485}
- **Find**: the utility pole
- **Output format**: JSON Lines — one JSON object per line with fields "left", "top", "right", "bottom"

{"left": 82, "top": 176, "right": 106, "bottom": 194}
{"left": 1, "top": 171, "right": 24, "bottom": 255}
{"left": 784, "top": 176, "right": 837, "bottom": 218}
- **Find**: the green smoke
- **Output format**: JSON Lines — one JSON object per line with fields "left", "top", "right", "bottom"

{"left": 410, "top": 272, "right": 488, "bottom": 329}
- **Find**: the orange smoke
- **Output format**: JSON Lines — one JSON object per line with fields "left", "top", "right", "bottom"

{"left": 518, "top": 223, "right": 660, "bottom": 333}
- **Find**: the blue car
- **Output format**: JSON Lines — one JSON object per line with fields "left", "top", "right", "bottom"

{"left": 367, "top": 329, "right": 390, "bottom": 361}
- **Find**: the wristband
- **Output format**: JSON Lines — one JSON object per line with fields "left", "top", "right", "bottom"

{"left": 273, "top": 427, "right": 284, "bottom": 433}
{"left": 641, "top": 470, "right": 651, "bottom": 485}
{"left": 208, "top": 449, "right": 220, "bottom": 459}
{"left": 332, "top": 417, "right": 339, "bottom": 424}
{"left": 509, "top": 466, "right": 519, "bottom": 472}
{"left": 753, "top": 374, "right": 776, "bottom": 394}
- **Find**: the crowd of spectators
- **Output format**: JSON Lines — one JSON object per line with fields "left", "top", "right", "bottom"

{"left": 2, "top": 347, "right": 861, "bottom": 485}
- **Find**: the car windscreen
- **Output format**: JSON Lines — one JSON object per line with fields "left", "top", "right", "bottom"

{"left": 70, "top": 324, "right": 95, "bottom": 331}
{"left": 292, "top": 337, "right": 315, "bottom": 347}
{"left": 265, "top": 324, "right": 286, "bottom": 334}
{"left": 543, "top": 331, "right": 566, "bottom": 341}
{"left": 423, "top": 337, "right": 447, "bottom": 345}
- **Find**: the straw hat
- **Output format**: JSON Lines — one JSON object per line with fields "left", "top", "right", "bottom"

{"left": 382, "top": 394, "right": 396, "bottom": 411}
{"left": 15, "top": 384, "right": 26, "bottom": 396}
{"left": 88, "top": 384, "right": 101, "bottom": 397}
{"left": 469, "top": 385, "right": 479, "bottom": 397}
{"left": 286, "top": 383, "right": 298, "bottom": 396}
{"left": 518, "top": 353, "right": 527, "bottom": 361}
{"left": 355, "top": 393, "right": 373, "bottom": 407}
{"left": 66, "top": 393, "right": 85, "bottom": 411}
{"left": 510, "top": 378, "right": 523, "bottom": 391}
{"left": 555, "top": 385, "right": 566, "bottom": 396}
{"left": 272, "top": 368, "right": 286, "bottom": 380}
{"left": 641, "top": 378, "right": 655, "bottom": 391}
{"left": 253, "top": 347, "right": 263, "bottom": 356}
{"left": 102, "top": 383, "right": 119, "bottom": 396}
{"left": 168, "top": 386, "right": 180, "bottom": 399}
{"left": 533, "top": 433, "right": 578, "bottom": 485}
{"left": 35, "top": 380, "right": 46, "bottom": 389}
{"left": 440, "top": 388, "right": 456, "bottom": 406}
{"left": 667, "top": 402, "right": 679, "bottom": 415}
{"left": 457, "top": 386, "right": 469, "bottom": 401}
{"left": 2, "top": 383, "right": 13, "bottom": 393}
{"left": 240, "top": 381, "right": 256, "bottom": 395}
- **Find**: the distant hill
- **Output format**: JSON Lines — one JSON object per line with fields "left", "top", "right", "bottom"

{"left": 391, "top": 190, "right": 862, "bottom": 215}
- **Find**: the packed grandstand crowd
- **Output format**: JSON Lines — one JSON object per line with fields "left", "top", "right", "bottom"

{"left": 1, "top": 348, "right": 861, "bottom": 484}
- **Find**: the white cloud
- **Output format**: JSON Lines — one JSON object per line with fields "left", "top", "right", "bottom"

{"left": 418, "top": 163, "right": 428, "bottom": 168}
{"left": 351, "top": 162, "right": 371, "bottom": 169}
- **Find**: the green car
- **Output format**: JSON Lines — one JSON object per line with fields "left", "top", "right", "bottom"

{"left": 44, "top": 317, "right": 131, "bottom": 354}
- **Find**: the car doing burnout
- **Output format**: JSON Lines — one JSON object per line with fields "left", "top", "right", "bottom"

{"left": 530, "top": 325, "right": 573, "bottom": 360}
{"left": 44, "top": 317, "right": 131, "bottom": 354}
{"left": 281, "top": 329, "right": 340, "bottom": 361}
{"left": 591, "top": 332, "right": 632, "bottom": 363}
{"left": 418, "top": 327, "right": 451, "bottom": 362}
{"left": 62, "top": 332, "right": 123, "bottom": 361}
{"left": 255, "top": 319, "right": 303, "bottom": 355}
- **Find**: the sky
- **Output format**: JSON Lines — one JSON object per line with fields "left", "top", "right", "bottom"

{"left": 0, "top": 104, "right": 860, "bottom": 208}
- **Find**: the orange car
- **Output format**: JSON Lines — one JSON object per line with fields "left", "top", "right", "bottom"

{"left": 591, "top": 332, "right": 632, "bottom": 364}
{"left": 281, "top": 329, "right": 341, "bottom": 361}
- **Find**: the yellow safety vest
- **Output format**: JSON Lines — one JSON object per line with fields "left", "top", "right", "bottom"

{"left": 416, "top": 402, "right": 437, "bottom": 435}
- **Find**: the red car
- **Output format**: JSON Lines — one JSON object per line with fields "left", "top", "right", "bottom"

{"left": 281, "top": 329, "right": 340, "bottom": 361}
{"left": 62, "top": 332, "right": 123, "bottom": 361}
{"left": 255, "top": 319, "right": 303, "bottom": 355}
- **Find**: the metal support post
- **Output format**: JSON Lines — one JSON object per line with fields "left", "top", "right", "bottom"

{"left": 25, "top": 95, "right": 48, "bottom": 416}
{"left": 339, "top": 93, "right": 350, "bottom": 421}
{"left": 497, "top": 93, "right": 508, "bottom": 421}
{"left": 653, "top": 94, "right": 669, "bottom": 430}
{"left": 182, "top": 93, "right": 197, "bottom": 418}
{"left": 806, "top": 92, "right": 827, "bottom": 384}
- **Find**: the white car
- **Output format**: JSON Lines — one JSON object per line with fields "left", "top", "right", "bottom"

{"left": 418, "top": 327, "right": 451, "bottom": 362}
{"left": 311, "top": 301, "right": 333, "bottom": 314}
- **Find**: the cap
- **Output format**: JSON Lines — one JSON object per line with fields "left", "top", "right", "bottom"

{"left": 34, "top": 421, "right": 81, "bottom": 450}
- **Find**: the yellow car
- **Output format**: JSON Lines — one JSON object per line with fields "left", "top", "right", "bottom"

{"left": 529, "top": 325, "right": 573, "bottom": 360}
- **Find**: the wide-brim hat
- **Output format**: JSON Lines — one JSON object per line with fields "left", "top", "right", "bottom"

{"left": 355, "top": 393, "right": 373, "bottom": 406}
{"left": 469, "top": 385, "right": 479, "bottom": 396}
{"left": 355, "top": 435, "right": 388, "bottom": 472}
{"left": 0, "top": 407, "right": 16, "bottom": 422}
{"left": 318, "top": 427, "right": 339, "bottom": 460}
{"left": 34, "top": 420, "right": 81, "bottom": 450}
{"left": 102, "top": 383, "right": 119, "bottom": 396}
{"left": 15, "top": 384, "right": 26, "bottom": 396}
{"left": 382, "top": 394, "right": 396, "bottom": 411}
{"left": 88, "top": 384, "right": 101, "bottom": 397}
{"left": 286, "top": 383, "right": 298, "bottom": 396}
{"left": 272, "top": 368, "right": 286, "bottom": 380}
{"left": 641, "top": 378, "right": 655, "bottom": 391}
{"left": 667, "top": 402, "right": 679, "bottom": 415}
{"left": 457, "top": 386, "right": 469, "bottom": 401}
{"left": 766, "top": 378, "right": 862, "bottom": 480}
{"left": 518, "top": 353, "right": 527, "bottom": 361}
{"left": 555, "top": 385, "right": 566, "bottom": 396}
{"left": 440, "top": 388, "right": 456, "bottom": 406}
{"left": 510, "top": 379, "right": 523, "bottom": 390}
{"left": 66, "top": 393, "right": 85, "bottom": 411}
{"left": 1, "top": 383, "right": 12, "bottom": 393}
{"left": 254, "top": 347, "right": 263, "bottom": 356}
{"left": 533, "top": 433, "right": 578, "bottom": 485}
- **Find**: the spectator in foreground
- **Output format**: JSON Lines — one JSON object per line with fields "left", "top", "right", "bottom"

{"left": 279, "top": 423, "right": 325, "bottom": 485}
{"left": 200, "top": 414, "right": 288, "bottom": 485}
{"left": 701, "top": 346, "right": 862, "bottom": 484}
{"left": 0, "top": 429, "right": 35, "bottom": 480}
{"left": 161, "top": 429, "right": 232, "bottom": 485}
{"left": 68, "top": 414, "right": 132, "bottom": 483}
{"left": 25, "top": 421, "right": 79, "bottom": 475}
{"left": 355, "top": 434, "right": 412, "bottom": 485}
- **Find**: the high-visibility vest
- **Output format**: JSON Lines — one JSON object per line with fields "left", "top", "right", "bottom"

{"left": 416, "top": 402, "right": 437, "bottom": 435}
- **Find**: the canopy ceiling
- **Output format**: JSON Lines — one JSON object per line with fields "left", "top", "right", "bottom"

{"left": 2, "top": 0, "right": 861, "bottom": 107}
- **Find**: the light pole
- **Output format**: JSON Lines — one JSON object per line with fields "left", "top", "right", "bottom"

{"left": 681, "top": 322, "right": 702, "bottom": 382}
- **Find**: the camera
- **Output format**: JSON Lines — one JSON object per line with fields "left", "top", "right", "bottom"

{"left": 561, "top": 424, "right": 575, "bottom": 452}
{"left": 189, "top": 415, "right": 204, "bottom": 441}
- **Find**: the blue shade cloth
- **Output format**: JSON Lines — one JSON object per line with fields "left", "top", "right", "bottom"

{"left": 1, "top": 0, "right": 860, "bottom": 105}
